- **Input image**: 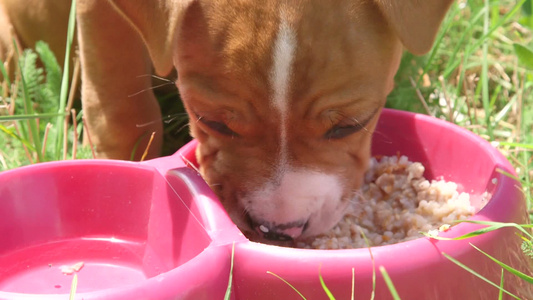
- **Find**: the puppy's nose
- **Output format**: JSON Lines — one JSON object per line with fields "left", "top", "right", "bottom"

{"left": 253, "top": 221, "right": 307, "bottom": 241}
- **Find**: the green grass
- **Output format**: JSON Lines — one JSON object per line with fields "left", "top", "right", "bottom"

{"left": 387, "top": 1, "right": 533, "bottom": 296}
{"left": 0, "top": 41, "right": 89, "bottom": 169}
{"left": 388, "top": 0, "right": 533, "bottom": 206}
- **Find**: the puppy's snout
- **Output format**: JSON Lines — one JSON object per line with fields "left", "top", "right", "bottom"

{"left": 248, "top": 215, "right": 308, "bottom": 241}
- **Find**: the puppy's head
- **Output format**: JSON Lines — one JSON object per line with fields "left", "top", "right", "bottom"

{"left": 111, "top": 0, "right": 453, "bottom": 241}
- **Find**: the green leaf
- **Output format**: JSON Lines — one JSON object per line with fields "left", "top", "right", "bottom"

{"left": 35, "top": 41, "right": 62, "bottom": 112}
{"left": 17, "top": 46, "right": 44, "bottom": 162}
{"left": 514, "top": 43, "right": 533, "bottom": 70}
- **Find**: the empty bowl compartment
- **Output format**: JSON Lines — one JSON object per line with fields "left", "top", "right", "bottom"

{"left": 0, "top": 161, "right": 234, "bottom": 299}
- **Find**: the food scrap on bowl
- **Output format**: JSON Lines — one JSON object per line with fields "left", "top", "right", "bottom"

{"left": 60, "top": 262, "right": 84, "bottom": 275}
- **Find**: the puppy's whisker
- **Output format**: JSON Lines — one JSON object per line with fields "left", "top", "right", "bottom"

{"left": 136, "top": 74, "right": 176, "bottom": 84}
{"left": 136, "top": 120, "right": 159, "bottom": 128}
{"left": 176, "top": 123, "right": 190, "bottom": 133}
{"left": 128, "top": 82, "right": 177, "bottom": 97}
{"left": 371, "top": 129, "right": 393, "bottom": 145}
{"left": 135, "top": 113, "right": 188, "bottom": 128}
{"left": 350, "top": 116, "right": 372, "bottom": 135}
{"left": 163, "top": 175, "right": 207, "bottom": 233}
{"left": 242, "top": 205, "right": 252, "bottom": 218}
{"left": 163, "top": 113, "right": 188, "bottom": 124}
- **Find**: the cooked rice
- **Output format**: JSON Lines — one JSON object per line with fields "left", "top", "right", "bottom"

{"left": 296, "top": 155, "right": 486, "bottom": 249}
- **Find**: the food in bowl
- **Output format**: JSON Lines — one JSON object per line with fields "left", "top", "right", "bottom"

{"left": 295, "top": 155, "right": 490, "bottom": 249}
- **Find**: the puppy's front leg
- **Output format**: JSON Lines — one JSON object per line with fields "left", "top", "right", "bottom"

{"left": 77, "top": 0, "right": 163, "bottom": 160}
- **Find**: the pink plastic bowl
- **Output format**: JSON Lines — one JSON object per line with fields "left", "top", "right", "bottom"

{"left": 0, "top": 160, "right": 243, "bottom": 299}
{"left": 0, "top": 108, "right": 531, "bottom": 299}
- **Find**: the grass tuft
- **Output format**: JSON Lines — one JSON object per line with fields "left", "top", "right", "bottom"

{"left": 0, "top": 0, "right": 90, "bottom": 170}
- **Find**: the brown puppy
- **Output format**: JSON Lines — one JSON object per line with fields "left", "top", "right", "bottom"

{"left": 0, "top": 0, "right": 453, "bottom": 241}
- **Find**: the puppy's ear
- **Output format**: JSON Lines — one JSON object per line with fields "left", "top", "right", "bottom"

{"left": 373, "top": 0, "right": 454, "bottom": 55}
{"left": 109, "top": 0, "right": 193, "bottom": 75}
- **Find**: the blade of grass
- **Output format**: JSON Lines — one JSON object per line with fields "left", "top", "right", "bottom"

{"left": 266, "top": 271, "right": 307, "bottom": 300}
{"left": 140, "top": 132, "right": 156, "bottom": 162}
{"left": 0, "top": 124, "right": 35, "bottom": 150}
{"left": 378, "top": 266, "right": 401, "bottom": 300}
{"left": 130, "top": 131, "right": 153, "bottom": 161}
{"left": 224, "top": 242, "right": 235, "bottom": 300}
{"left": 360, "top": 230, "right": 376, "bottom": 300}
{"left": 0, "top": 112, "right": 66, "bottom": 121}
{"left": 318, "top": 267, "right": 335, "bottom": 300}
{"left": 470, "top": 243, "right": 533, "bottom": 283}
{"left": 53, "top": 0, "right": 76, "bottom": 159}
{"left": 495, "top": 168, "right": 523, "bottom": 183}
{"left": 481, "top": 0, "right": 493, "bottom": 138}
{"left": 351, "top": 268, "right": 355, "bottom": 300}
{"left": 520, "top": 150, "right": 532, "bottom": 207}
{"left": 491, "top": 0, "right": 501, "bottom": 24}
{"left": 69, "top": 273, "right": 77, "bottom": 300}
{"left": 499, "top": 269, "right": 504, "bottom": 300}
{"left": 421, "top": 221, "right": 533, "bottom": 241}
{"left": 42, "top": 123, "right": 52, "bottom": 158}
{"left": 442, "top": 253, "right": 520, "bottom": 299}
{"left": 497, "top": 141, "right": 533, "bottom": 150}
{"left": 494, "top": 101, "right": 517, "bottom": 127}
{"left": 0, "top": 58, "right": 10, "bottom": 87}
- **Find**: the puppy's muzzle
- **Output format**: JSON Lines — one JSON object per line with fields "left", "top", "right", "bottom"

{"left": 247, "top": 214, "right": 309, "bottom": 241}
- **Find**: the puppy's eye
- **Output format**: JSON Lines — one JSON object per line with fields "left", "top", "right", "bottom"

{"left": 324, "top": 123, "right": 364, "bottom": 140}
{"left": 199, "top": 118, "right": 238, "bottom": 137}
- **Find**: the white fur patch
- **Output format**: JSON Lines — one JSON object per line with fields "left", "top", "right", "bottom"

{"left": 270, "top": 13, "right": 296, "bottom": 172}
{"left": 245, "top": 170, "right": 343, "bottom": 226}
